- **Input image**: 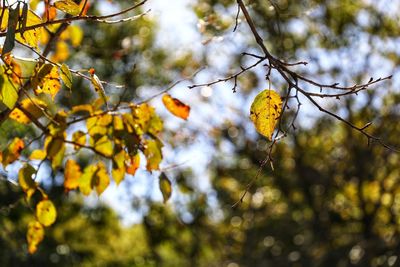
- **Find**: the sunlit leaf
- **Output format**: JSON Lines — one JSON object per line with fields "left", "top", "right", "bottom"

{"left": 144, "top": 139, "right": 163, "bottom": 171}
{"left": 79, "top": 164, "right": 98, "bottom": 196}
{"left": 51, "top": 41, "right": 69, "bottom": 62}
{"left": 159, "top": 173, "right": 172, "bottom": 203}
{"left": 112, "top": 149, "right": 125, "bottom": 185}
{"left": 18, "top": 164, "right": 37, "bottom": 199}
{"left": 29, "top": 149, "right": 46, "bottom": 160}
{"left": 89, "top": 68, "right": 108, "bottom": 108}
{"left": 94, "top": 135, "right": 113, "bottom": 157}
{"left": 162, "top": 94, "right": 190, "bottom": 120}
{"left": 2, "top": 137, "right": 25, "bottom": 167}
{"left": 27, "top": 221, "right": 44, "bottom": 254}
{"left": 54, "top": 0, "right": 81, "bottom": 15}
{"left": 9, "top": 98, "right": 47, "bottom": 124}
{"left": 16, "top": 10, "right": 43, "bottom": 49}
{"left": 126, "top": 153, "right": 140, "bottom": 176}
{"left": 148, "top": 114, "right": 163, "bottom": 136}
{"left": 60, "top": 63, "right": 72, "bottom": 89}
{"left": 64, "top": 159, "right": 82, "bottom": 192}
{"left": 46, "top": 136, "right": 66, "bottom": 170}
{"left": 93, "top": 162, "right": 110, "bottom": 195}
{"left": 0, "top": 74, "right": 19, "bottom": 109}
{"left": 41, "top": 66, "right": 61, "bottom": 99}
{"left": 68, "top": 25, "right": 84, "bottom": 47}
{"left": 72, "top": 130, "right": 86, "bottom": 150}
{"left": 250, "top": 89, "right": 282, "bottom": 140}
{"left": 36, "top": 199, "right": 57, "bottom": 227}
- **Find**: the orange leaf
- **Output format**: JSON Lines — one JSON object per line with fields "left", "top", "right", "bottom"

{"left": 27, "top": 221, "right": 44, "bottom": 254}
{"left": 126, "top": 153, "right": 140, "bottom": 175}
{"left": 2, "top": 137, "right": 24, "bottom": 167}
{"left": 162, "top": 94, "right": 190, "bottom": 120}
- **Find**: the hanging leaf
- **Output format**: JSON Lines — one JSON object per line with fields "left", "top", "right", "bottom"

{"left": 54, "top": 0, "right": 81, "bottom": 16}
{"left": 162, "top": 94, "right": 190, "bottom": 120}
{"left": 112, "top": 149, "right": 126, "bottom": 185}
{"left": 64, "top": 159, "right": 81, "bottom": 192}
{"left": 9, "top": 98, "right": 47, "bottom": 124}
{"left": 18, "top": 164, "right": 37, "bottom": 199}
{"left": 250, "top": 89, "right": 282, "bottom": 141}
{"left": 29, "top": 149, "right": 46, "bottom": 160}
{"left": 94, "top": 135, "right": 113, "bottom": 157}
{"left": 27, "top": 221, "right": 44, "bottom": 254}
{"left": 36, "top": 199, "right": 57, "bottom": 227}
{"left": 126, "top": 153, "right": 140, "bottom": 176}
{"left": 60, "top": 63, "right": 72, "bottom": 90}
{"left": 3, "top": 6, "right": 19, "bottom": 54}
{"left": 16, "top": 10, "right": 43, "bottom": 49}
{"left": 144, "top": 139, "right": 163, "bottom": 171}
{"left": 79, "top": 164, "right": 98, "bottom": 196}
{"left": 88, "top": 68, "right": 108, "bottom": 109}
{"left": 0, "top": 74, "right": 19, "bottom": 109}
{"left": 2, "top": 137, "right": 25, "bottom": 167}
{"left": 92, "top": 162, "right": 110, "bottom": 195}
{"left": 159, "top": 173, "right": 172, "bottom": 203}
{"left": 41, "top": 66, "right": 61, "bottom": 99}
{"left": 72, "top": 130, "right": 86, "bottom": 150}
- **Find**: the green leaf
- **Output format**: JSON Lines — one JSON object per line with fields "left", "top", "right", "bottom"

{"left": 60, "top": 64, "right": 72, "bottom": 90}
{"left": 0, "top": 74, "right": 19, "bottom": 109}
{"left": 250, "top": 89, "right": 282, "bottom": 140}
{"left": 54, "top": 0, "right": 81, "bottom": 16}
{"left": 159, "top": 173, "right": 172, "bottom": 203}
{"left": 36, "top": 199, "right": 57, "bottom": 227}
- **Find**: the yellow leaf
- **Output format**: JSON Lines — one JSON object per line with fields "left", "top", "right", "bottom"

{"left": 54, "top": 0, "right": 81, "bottom": 15}
{"left": 9, "top": 98, "right": 47, "bottom": 124}
{"left": 51, "top": 41, "right": 69, "bottom": 62}
{"left": 89, "top": 69, "right": 108, "bottom": 109}
{"left": 36, "top": 199, "right": 57, "bottom": 227}
{"left": 27, "top": 221, "right": 44, "bottom": 254}
{"left": 68, "top": 25, "right": 83, "bottom": 47}
{"left": 16, "top": 10, "right": 42, "bottom": 49}
{"left": 0, "top": 74, "right": 19, "bottom": 109}
{"left": 126, "top": 153, "right": 140, "bottom": 176}
{"left": 29, "top": 149, "right": 46, "bottom": 160}
{"left": 250, "top": 89, "right": 282, "bottom": 140}
{"left": 94, "top": 135, "right": 113, "bottom": 157}
{"left": 18, "top": 164, "right": 37, "bottom": 199}
{"left": 2, "top": 137, "right": 25, "bottom": 167}
{"left": 72, "top": 130, "right": 86, "bottom": 150}
{"left": 41, "top": 66, "right": 61, "bottom": 99}
{"left": 162, "top": 94, "right": 190, "bottom": 120}
{"left": 93, "top": 162, "right": 110, "bottom": 195}
{"left": 64, "top": 159, "right": 81, "bottom": 192}
{"left": 112, "top": 149, "right": 126, "bottom": 185}
{"left": 159, "top": 173, "right": 172, "bottom": 203}
{"left": 144, "top": 139, "right": 163, "bottom": 171}
{"left": 79, "top": 164, "right": 98, "bottom": 196}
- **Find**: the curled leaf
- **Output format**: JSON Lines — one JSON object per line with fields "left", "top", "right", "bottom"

{"left": 250, "top": 89, "right": 282, "bottom": 140}
{"left": 162, "top": 94, "right": 190, "bottom": 120}
{"left": 54, "top": 0, "right": 81, "bottom": 15}
{"left": 18, "top": 164, "right": 37, "bottom": 199}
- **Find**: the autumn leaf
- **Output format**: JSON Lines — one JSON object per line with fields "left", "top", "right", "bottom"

{"left": 0, "top": 74, "right": 19, "bottom": 109}
{"left": 60, "top": 63, "right": 72, "bottom": 90}
{"left": 159, "top": 173, "right": 172, "bottom": 203}
{"left": 27, "top": 221, "right": 44, "bottom": 254}
{"left": 72, "top": 130, "right": 86, "bottom": 150}
{"left": 36, "top": 199, "right": 57, "bottom": 227}
{"left": 29, "top": 149, "right": 46, "bottom": 160}
{"left": 41, "top": 66, "right": 61, "bottom": 99}
{"left": 10, "top": 98, "right": 47, "bottom": 124}
{"left": 89, "top": 68, "right": 108, "bottom": 109}
{"left": 54, "top": 0, "right": 81, "bottom": 15}
{"left": 64, "top": 159, "right": 82, "bottom": 192}
{"left": 18, "top": 164, "right": 37, "bottom": 199}
{"left": 126, "top": 153, "right": 140, "bottom": 176}
{"left": 2, "top": 137, "right": 25, "bottom": 167}
{"left": 112, "top": 149, "right": 126, "bottom": 185}
{"left": 79, "top": 164, "right": 98, "bottom": 196}
{"left": 250, "top": 89, "right": 282, "bottom": 140}
{"left": 92, "top": 162, "right": 110, "bottom": 195}
{"left": 162, "top": 94, "right": 190, "bottom": 120}
{"left": 94, "top": 135, "right": 113, "bottom": 157}
{"left": 144, "top": 139, "right": 163, "bottom": 171}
